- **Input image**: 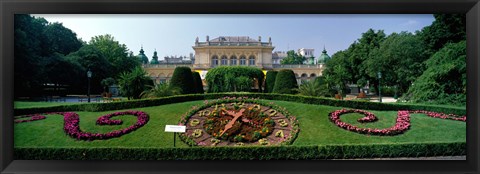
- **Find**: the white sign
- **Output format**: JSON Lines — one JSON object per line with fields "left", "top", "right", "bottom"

{"left": 165, "top": 125, "right": 186, "bottom": 133}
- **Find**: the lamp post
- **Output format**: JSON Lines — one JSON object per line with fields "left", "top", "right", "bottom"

{"left": 377, "top": 72, "right": 382, "bottom": 103}
{"left": 87, "top": 69, "right": 92, "bottom": 103}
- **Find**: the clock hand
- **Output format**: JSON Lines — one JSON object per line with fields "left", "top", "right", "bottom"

{"left": 219, "top": 109, "right": 245, "bottom": 136}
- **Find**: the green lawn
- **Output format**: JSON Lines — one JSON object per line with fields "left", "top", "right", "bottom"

{"left": 14, "top": 100, "right": 466, "bottom": 148}
{"left": 14, "top": 101, "right": 79, "bottom": 109}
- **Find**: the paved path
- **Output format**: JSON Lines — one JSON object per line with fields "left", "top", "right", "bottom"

{"left": 335, "top": 156, "right": 466, "bottom": 160}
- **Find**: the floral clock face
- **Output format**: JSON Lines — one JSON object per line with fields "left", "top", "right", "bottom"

{"left": 181, "top": 100, "right": 299, "bottom": 147}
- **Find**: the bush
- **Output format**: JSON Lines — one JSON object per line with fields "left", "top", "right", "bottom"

{"left": 117, "top": 67, "right": 152, "bottom": 99}
{"left": 140, "top": 82, "right": 181, "bottom": 98}
{"left": 403, "top": 41, "right": 466, "bottom": 106}
{"left": 192, "top": 71, "right": 204, "bottom": 94}
{"left": 14, "top": 93, "right": 466, "bottom": 116}
{"left": 272, "top": 69, "right": 298, "bottom": 94}
{"left": 235, "top": 76, "right": 252, "bottom": 92}
{"left": 14, "top": 142, "right": 465, "bottom": 160}
{"left": 264, "top": 71, "right": 278, "bottom": 93}
{"left": 205, "top": 66, "right": 264, "bottom": 93}
{"left": 170, "top": 67, "right": 195, "bottom": 94}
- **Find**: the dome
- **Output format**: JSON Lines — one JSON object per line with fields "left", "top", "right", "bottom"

{"left": 318, "top": 47, "right": 331, "bottom": 64}
{"left": 137, "top": 47, "right": 149, "bottom": 64}
{"left": 150, "top": 50, "right": 159, "bottom": 64}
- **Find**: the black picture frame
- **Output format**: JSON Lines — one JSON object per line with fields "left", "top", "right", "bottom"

{"left": 1, "top": 0, "right": 479, "bottom": 173}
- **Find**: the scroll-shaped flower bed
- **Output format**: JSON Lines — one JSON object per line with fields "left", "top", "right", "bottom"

{"left": 14, "top": 114, "right": 47, "bottom": 123}
{"left": 15, "top": 111, "right": 149, "bottom": 141}
{"left": 178, "top": 96, "right": 300, "bottom": 147}
{"left": 329, "top": 109, "right": 466, "bottom": 136}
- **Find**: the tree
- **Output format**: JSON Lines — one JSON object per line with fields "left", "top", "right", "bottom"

{"left": 117, "top": 67, "right": 152, "bottom": 100}
{"left": 264, "top": 71, "right": 278, "bottom": 93}
{"left": 417, "top": 14, "right": 466, "bottom": 55}
{"left": 89, "top": 34, "right": 140, "bottom": 77}
{"left": 66, "top": 45, "right": 114, "bottom": 94}
{"left": 280, "top": 50, "right": 306, "bottom": 64}
{"left": 294, "top": 79, "right": 327, "bottom": 97}
{"left": 205, "top": 66, "right": 264, "bottom": 93}
{"left": 192, "top": 71, "right": 204, "bottom": 94}
{"left": 403, "top": 41, "right": 466, "bottom": 106}
{"left": 141, "top": 82, "right": 181, "bottom": 98}
{"left": 272, "top": 69, "right": 298, "bottom": 94}
{"left": 42, "top": 22, "right": 83, "bottom": 56}
{"left": 366, "top": 32, "right": 428, "bottom": 95}
{"left": 170, "top": 67, "right": 196, "bottom": 94}
{"left": 101, "top": 77, "right": 116, "bottom": 93}
{"left": 14, "top": 14, "right": 83, "bottom": 97}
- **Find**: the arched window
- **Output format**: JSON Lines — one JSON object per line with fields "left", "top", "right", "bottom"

{"left": 212, "top": 55, "right": 219, "bottom": 66}
{"left": 248, "top": 55, "right": 255, "bottom": 66}
{"left": 301, "top": 73, "right": 308, "bottom": 78}
{"left": 221, "top": 55, "right": 228, "bottom": 65}
{"left": 310, "top": 73, "right": 317, "bottom": 78}
{"left": 230, "top": 55, "right": 237, "bottom": 65}
{"left": 240, "top": 55, "right": 247, "bottom": 65}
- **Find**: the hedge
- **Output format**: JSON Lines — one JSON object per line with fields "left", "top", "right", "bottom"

{"left": 272, "top": 69, "right": 298, "bottom": 94}
{"left": 192, "top": 71, "right": 204, "bottom": 94}
{"left": 205, "top": 66, "right": 264, "bottom": 93}
{"left": 14, "top": 93, "right": 466, "bottom": 116}
{"left": 14, "top": 142, "right": 465, "bottom": 160}
{"left": 264, "top": 71, "right": 278, "bottom": 93}
{"left": 170, "top": 66, "right": 196, "bottom": 94}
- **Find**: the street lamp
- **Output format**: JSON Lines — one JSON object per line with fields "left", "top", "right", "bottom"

{"left": 377, "top": 72, "right": 382, "bottom": 103}
{"left": 87, "top": 69, "right": 92, "bottom": 103}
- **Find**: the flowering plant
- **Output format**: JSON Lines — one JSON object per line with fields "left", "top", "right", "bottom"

{"left": 329, "top": 109, "right": 465, "bottom": 136}
{"left": 14, "top": 114, "right": 47, "bottom": 123}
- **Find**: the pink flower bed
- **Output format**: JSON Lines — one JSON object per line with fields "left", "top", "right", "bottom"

{"left": 14, "top": 114, "right": 46, "bottom": 123}
{"left": 16, "top": 111, "right": 149, "bottom": 141}
{"left": 63, "top": 111, "right": 149, "bottom": 141}
{"left": 329, "top": 109, "right": 465, "bottom": 136}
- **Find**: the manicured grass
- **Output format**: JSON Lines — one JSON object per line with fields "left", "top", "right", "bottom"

{"left": 14, "top": 100, "right": 466, "bottom": 148}
{"left": 14, "top": 101, "right": 79, "bottom": 109}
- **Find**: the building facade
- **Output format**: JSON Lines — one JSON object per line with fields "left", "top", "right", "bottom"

{"left": 143, "top": 36, "right": 325, "bottom": 85}
{"left": 192, "top": 36, "right": 274, "bottom": 69}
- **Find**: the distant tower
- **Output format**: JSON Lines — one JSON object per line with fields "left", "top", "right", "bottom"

{"left": 318, "top": 46, "right": 331, "bottom": 64}
{"left": 137, "top": 46, "right": 149, "bottom": 64}
{"left": 150, "top": 49, "right": 159, "bottom": 64}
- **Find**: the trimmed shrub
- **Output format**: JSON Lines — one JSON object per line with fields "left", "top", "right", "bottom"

{"left": 170, "top": 67, "right": 195, "bottom": 94}
{"left": 272, "top": 69, "right": 298, "bottom": 94}
{"left": 192, "top": 71, "right": 204, "bottom": 94}
{"left": 14, "top": 142, "right": 465, "bottom": 160}
{"left": 264, "top": 71, "right": 278, "bottom": 93}
{"left": 205, "top": 66, "right": 264, "bottom": 93}
{"left": 14, "top": 93, "right": 466, "bottom": 116}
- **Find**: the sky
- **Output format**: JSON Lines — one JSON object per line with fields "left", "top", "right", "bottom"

{"left": 33, "top": 14, "right": 434, "bottom": 60}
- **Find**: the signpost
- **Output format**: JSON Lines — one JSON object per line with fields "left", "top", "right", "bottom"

{"left": 165, "top": 125, "right": 186, "bottom": 147}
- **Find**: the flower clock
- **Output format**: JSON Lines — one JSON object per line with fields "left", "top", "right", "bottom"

{"left": 179, "top": 97, "right": 300, "bottom": 146}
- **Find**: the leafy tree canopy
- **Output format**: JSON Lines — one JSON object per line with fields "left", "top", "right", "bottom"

{"left": 280, "top": 50, "right": 306, "bottom": 65}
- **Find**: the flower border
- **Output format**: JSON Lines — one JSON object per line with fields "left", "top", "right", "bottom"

{"left": 329, "top": 109, "right": 466, "bottom": 136}
{"left": 15, "top": 111, "right": 149, "bottom": 141}
{"left": 14, "top": 114, "right": 47, "bottom": 123}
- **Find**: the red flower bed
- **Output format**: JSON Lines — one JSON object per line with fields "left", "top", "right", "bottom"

{"left": 329, "top": 109, "right": 466, "bottom": 136}
{"left": 15, "top": 111, "right": 149, "bottom": 141}
{"left": 14, "top": 114, "right": 46, "bottom": 123}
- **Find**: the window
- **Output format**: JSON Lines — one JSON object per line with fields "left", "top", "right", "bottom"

{"left": 212, "top": 55, "right": 218, "bottom": 66}
{"left": 248, "top": 55, "right": 255, "bottom": 66}
{"left": 240, "top": 56, "right": 246, "bottom": 65}
{"left": 221, "top": 55, "right": 228, "bottom": 65}
{"left": 230, "top": 55, "right": 237, "bottom": 65}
